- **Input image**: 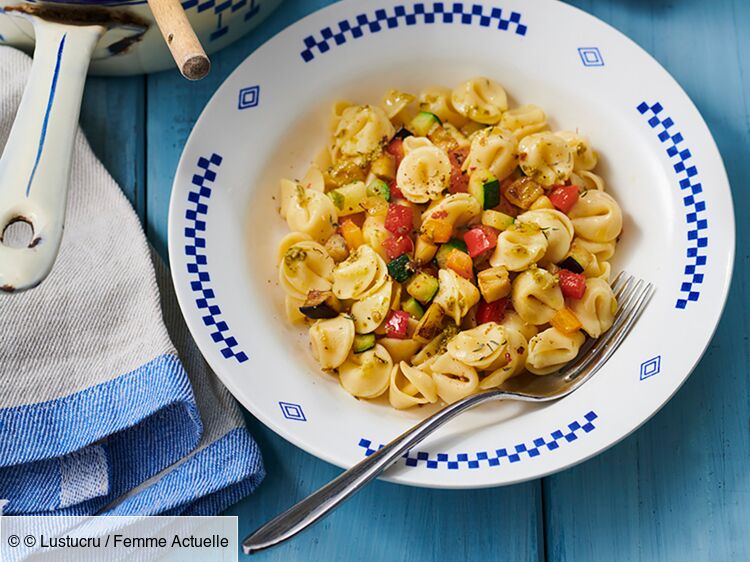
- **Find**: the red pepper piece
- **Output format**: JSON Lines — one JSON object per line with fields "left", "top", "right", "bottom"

{"left": 388, "top": 179, "right": 405, "bottom": 201}
{"left": 476, "top": 298, "right": 507, "bottom": 325}
{"left": 448, "top": 148, "right": 470, "bottom": 193}
{"left": 384, "top": 310, "right": 410, "bottom": 339}
{"left": 548, "top": 184, "right": 580, "bottom": 214}
{"left": 385, "top": 203, "right": 413, "bottom": 235}
{"left": 382, "top": 235, "right": 414, "bottom": 260}
{"left": 558, "top": 269, "right": 587, "bottom": 299}
{"left": 463, "top": 226, "right": 499, "bottom": 258}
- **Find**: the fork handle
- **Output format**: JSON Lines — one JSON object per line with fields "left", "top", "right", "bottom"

{"left": 243, "top": 389, "right": 511, "bottom": 554}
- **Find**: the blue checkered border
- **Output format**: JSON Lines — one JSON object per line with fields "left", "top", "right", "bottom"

{"left": 637, "top": 102, "right": 708, "bottom": 309}
{"left": 358, "top": 411, "right": 597, "bottom": 470}
{"left": 184, "top": 153, "right": 249, "bottom": 363}
{"left": 300, "top": 3, "right": 527, "bottom": 63}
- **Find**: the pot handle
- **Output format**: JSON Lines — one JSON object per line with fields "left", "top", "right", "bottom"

{"left": 0, "top": 17, "right": 104, "bottom": 291}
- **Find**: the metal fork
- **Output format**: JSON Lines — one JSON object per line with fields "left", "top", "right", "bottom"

{"left": 243, "top": 272, "right": 654, "bottom": 554}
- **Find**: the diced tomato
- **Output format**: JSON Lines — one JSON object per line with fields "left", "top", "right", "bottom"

{"left": 388, "top": 179, "right": 405, "bottom": 200}
{"left": 339, "top": 219, "right": 365, "bottom": 249}
{"left": 445, "top": 249, "right": 473, "bottom": 279}
{"left": 385, "top": 203, "right": 413, "bottom": 235}
{"left": 476, "top": 298, "right": 507, "bottom": 325}
{"left": 385, "top": 138, "right": 404, "bottom": 168}
{"left": 449, "top": 149, "right": 470, "bottom": 193}
{"left": 384, "top": 310, "right": 410, "bottom": 339}
{"left": 558, "top": 269, "right": 587, "bottom": 299}
{"left": 463, "top": 226, "right": 499, "bottom": 258}
{"left": 548, "top": 184, "right": 580, "bottom": 214}
{"left": 382, "top": 235, "right": 414, "bottom": 260}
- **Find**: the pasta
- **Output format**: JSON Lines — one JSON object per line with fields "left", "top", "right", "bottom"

{"left": 526, "top": 328, "right": 586, "bottom": 375}
{"left": 451, "top": 77, "right": 508, "bottom": 124}
{"left": 500, "top": 105, "right": 548, "bottom": 140}
{"left": 330, "top": 104, "right": 395, "bottom": 164}
{"left": 568, "top": 190, "right": 623, "bottom": 243}
{"left": 462, "top": 126, "right": 518, "bottom": 181}
{"left": 275, "top": 78, "right": 624, "bottom": 409}
{"left": 309, "top": 315, "right": 355, "bottom": 369}
{"left": 490, "top": 222, "right": 548, "bottom": 271}
{"left": 339, "top": 344, "right": 393, "bottom": 398}
{"left": 396, "top": 138, "right": 451, "bottom": 203}
{"left": 512, "top": 268, "right": 564, "bottom": 325}
{"left": 516, "top": 209, "right": 575, "bottom": 265}
{"left": 518, "top": 132, "right": 574, "bottom": 186}
{"left": 569, "top": 278, "right": 617, "bottom": 338}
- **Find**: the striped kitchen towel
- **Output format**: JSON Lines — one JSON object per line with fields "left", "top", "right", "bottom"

{"left": 0, "top": 46, "right": 264, "bottom": 515}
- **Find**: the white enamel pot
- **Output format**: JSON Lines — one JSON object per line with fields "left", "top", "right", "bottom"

{"left": 0, "top": 0, "right": 281, "bottom": 290}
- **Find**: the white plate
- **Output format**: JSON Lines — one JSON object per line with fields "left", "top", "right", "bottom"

{"left": 168, "top": 0, "right": 734, "bottom": 488}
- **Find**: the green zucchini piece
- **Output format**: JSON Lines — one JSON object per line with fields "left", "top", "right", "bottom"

{"left": 353, "top": 334, "right": 376, "bottom": 353}
{"left": 406, "top": 271, "right": 439, "bottom": 304}
{"left": 402, "top": 297, "right": 425, "bottom": 320}
{"left": 366, "top": 178, "right": 391, "bottom": 201}
{"left": 409, "top": 111, "right": 442, "bottom": 136}
{"left": 387, "top": 254, "right": 416, "bottom": 283}
{"left": 435, "top": 239, "right": 469, "bottom": 269}
{"left": 468, "top": 170, "right": 500, "bottom": 210}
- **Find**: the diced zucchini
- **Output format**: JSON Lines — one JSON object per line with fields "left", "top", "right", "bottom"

{"left": 402, "top": 297, "right": 425, "bottom": 320}
{"left": 353, "top": 334, "right": 376, "bottom": 353}
{"left": 563, "top": 241, "right": 595, "bottom": 274}
{"left": 477, "top": 266, "right": 511, "bottom": 303}
{"left": 327, "top": 181, "right": 367, "bottom": 215}
{"left": 366, "top": 178, "right": 391, "bottom": 201}
{"left": 468, "top": 170, "right": 500, "bottom": 210}
{"left": 481, "top": 209, "right": 515, "bottom": 231}
{"left": 387, "top": 254, "right": 416, "bottom": 283}
{"left": 413, "top": 302, "right": 445, "bottom": 343}
{"left": 409, "top": 111, "right": 442, "bottom": 136}
{"left": 414, "top": 236, "right": 439, "bottom": 265}
{"left": 370, "top": 153, "right": 396, "bottom": 181}
{"left": 435, "top": 239, "right": 469, "bottom": 269}
{"left": 406, "top": 271, "right": 439, "bottom": 304}
{"left": 299, "top": 290, "right": 341, "bottom": 319}
{"left": 501, "top": 176, "right": 543, "bottom": 209}
{"left": 557, "top": 256, "right": 585, "bottom": 274}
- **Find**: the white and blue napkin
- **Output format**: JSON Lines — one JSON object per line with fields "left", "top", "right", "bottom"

{"left": 0, "top": 46, "right": 264, "bottom": 516}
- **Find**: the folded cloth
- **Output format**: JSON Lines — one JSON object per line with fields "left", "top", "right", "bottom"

{"left": 0, "top": 47, "right": 264, "bottom": 515}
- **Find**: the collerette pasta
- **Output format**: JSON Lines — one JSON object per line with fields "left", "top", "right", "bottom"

{"left": 275, "top": 78, "right": 624, "bottom": 409}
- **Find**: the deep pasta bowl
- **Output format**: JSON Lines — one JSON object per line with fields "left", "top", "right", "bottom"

{"left": 168, "top": 0, "right": 734, "bottom": 488}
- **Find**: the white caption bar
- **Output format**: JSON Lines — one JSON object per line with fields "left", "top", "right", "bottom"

{"left": 0, "top": 515, "right": 237, "bottom": 561}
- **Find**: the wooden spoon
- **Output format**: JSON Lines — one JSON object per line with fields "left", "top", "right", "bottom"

{"left": 147, "top": 0, "right": 210, "bottom": 80}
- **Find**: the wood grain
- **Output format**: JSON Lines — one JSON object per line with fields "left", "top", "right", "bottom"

{"left": 79, "top": 76, "right": 146, "bottom": 221}
{"left": 147, "top": 0, "right": 210, "bottom": 80}
{"left": 545, "top": 1, "right": 750, "bottom": 560}
{"left": 79, "top": 0, "right": 750, "bottom": 559}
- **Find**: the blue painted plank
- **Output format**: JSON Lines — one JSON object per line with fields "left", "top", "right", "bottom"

{"left": 79, "top": 76, "right": 146, "bottom": 221}
{"left": 144, "top": 1, "right": 543, "bottom": 560}
{"left": 545, "top": 1, "right": 750, "bottom": 560}
{"left": 227, "top": 413, "right": 542, "bottom": 562}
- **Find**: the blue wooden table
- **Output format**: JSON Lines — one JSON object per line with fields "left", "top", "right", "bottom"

{"left": 79, "top": 1, "right": 750, "bottom": 559}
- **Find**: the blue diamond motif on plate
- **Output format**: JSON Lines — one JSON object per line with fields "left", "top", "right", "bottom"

{"left": 238, "top": 85, "right": 260, "bottom": 110}
{"left": 279, "top": 401, "right": 307, "bottom": 421}
{"left": 578, "top": 47, "right": 604, "bottom": 67}
{"left": 640, "top": 356, "right": 661, "bottom": 380}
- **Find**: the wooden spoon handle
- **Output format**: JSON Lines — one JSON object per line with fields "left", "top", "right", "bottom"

{"left": 147, "top": 0, "right": 210, "bottom": 80}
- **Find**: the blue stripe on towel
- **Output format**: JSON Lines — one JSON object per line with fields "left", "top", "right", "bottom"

{"left": 0, "top": 354, "right": 202, "bottom": 514}
{"left": 104, "top": 427, "right": 265, "bottom": 516}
